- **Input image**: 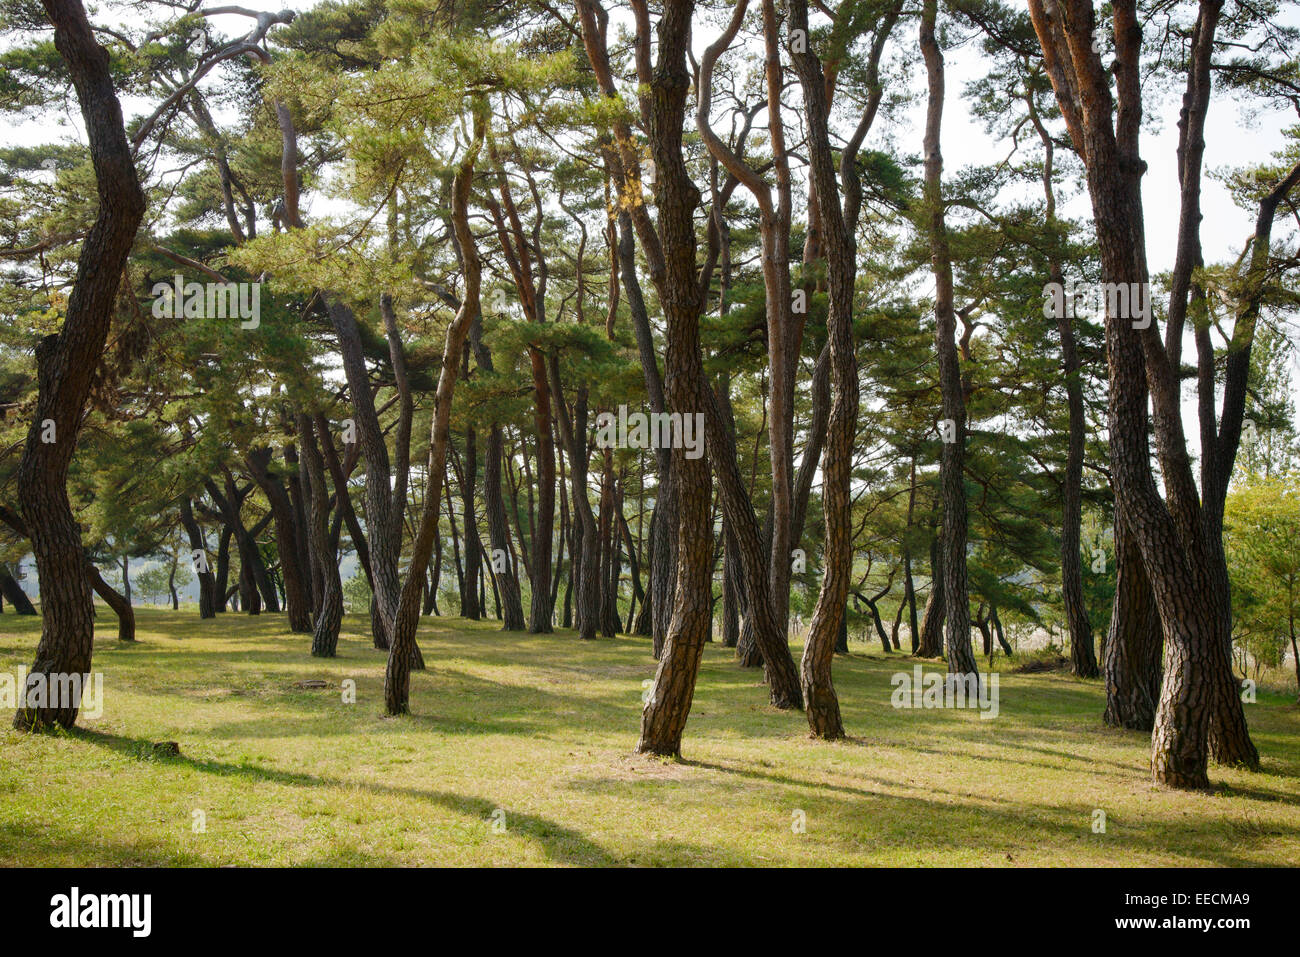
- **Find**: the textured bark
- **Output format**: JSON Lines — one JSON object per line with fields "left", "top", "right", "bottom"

{"left": 1103, "top": 509, "right": 1163, "bottom": 729}
{"left": 621, "top": 0, "right": 717, "bottom": 756}
{"left": 736, "top": 606, "right": 762, "bottom": 667}
{"left": 791, "top": 0, "right": 860, "bottom": 739}
{"left": 700, "top": 383, "right": 803, "bottom": 708}
{"left": 1029, "top": 0, "right": 1255, "bottom": 787}
{"left": 300, "top": 414, "right": 343, "bottom": 657}
{"left": 921, "top": 0, "right": 978, "bottom": 684}
{"left": 327, "top": 300, "right": 398, "bottom": 649}
{"left": 14, "top": 0, "right": 144, "bottom": 731}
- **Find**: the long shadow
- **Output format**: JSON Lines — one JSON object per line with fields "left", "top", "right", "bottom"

{"left": 661, "top": 755, "right": 1300, "bottom": 866}
{"left": 74, "top": 728, "right": 620, "bottom": 866}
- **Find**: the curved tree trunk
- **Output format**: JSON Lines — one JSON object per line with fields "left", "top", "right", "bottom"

{"left": 790, "top": 0, "right": 858, "bottom": 738}
{"left": 700, "top": 382, "right": 803, "bottom": 708}
{"left": 0, "top": 565, "right": 37, "bottom": 615}
{"left": 629, "top": 0, "right": 722, "bottom": 756}
{"left": 1028, "top": 0, "right": 1255, "bottom": 787}
{"left": 14, "top": 0, "right": 144, "bottom": 731}
{"left": 87, "top": 563, "right": 135, "bottom": 643}
{"left": 246, "top": 446, "right": 312, "bottom": 633}
{"left": 384, "top": 126, "right": 482, "bottom": 714}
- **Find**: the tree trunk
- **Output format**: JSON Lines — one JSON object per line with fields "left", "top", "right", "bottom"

{"left": 180, "top": 497, "right": 216, "bottom": 619}
{"left": 88, "top": 563, "right": 134, "bottom": 643}
{"left": 720, "top": 519, "right": 740, "bottom": 648}
{"left": 548, "top": 357, "right": 600, "bottom": 640}
{"left": 469, "top": 314, "right": 526, "bottom": 630}
{"left": 0, "top": 565, "right": 37, "bottom": 615}
{"left": 700, "top": 383, "right": 803, "bottom": 708}
{"left": 215, "top": 525, "right": 231, "bottom": 612}
{"left": 300, "top": 414, "right": 343, "bottom": 657}
{"left": 455, "top": 420, "right": 482, "bottom": 620}
{"left": 14, "top": 0, "right": 144, "bottom": 731}
{"left": 1103, "top": 509, "right": 1163, "bottom": 729}
{"left": 1028, "top": 0, "right": 1255, "bottom": 787}
{"left": 790, "top": 0, "right": 859, "bottom": 739}
{"left": 598, "top": 449, "right": 621, "bottom": 636}
{"left": 629, "top": 0, "right": 719, "bottom": 756}
{"left": 384, "top": 127, "right": 482, "bottom": 714}
{"left": 614, "top": 209, "right": 675, "bottom": 653}
{"left": 916, "top": 531, "right": 945, "bottom": 657}
{"left": 246, "top": 446, "right": 313, "bottom": 632}
{"left": 920, "top": 0, "right": 978, "bottom": 686}
{"left": 326, "top": 299, "right": 401, "bottom": 650}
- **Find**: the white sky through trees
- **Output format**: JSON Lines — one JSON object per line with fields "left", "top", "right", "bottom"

{"left": 2, "top": 0, "right": 1296, "bottom": 464}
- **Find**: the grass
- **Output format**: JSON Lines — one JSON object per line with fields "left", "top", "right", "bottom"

{"left": 1, "top": 605, "right": 1298, "bottom": 866}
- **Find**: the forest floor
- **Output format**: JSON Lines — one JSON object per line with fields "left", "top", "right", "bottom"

{"left": 1, "top": 606, "right": 1298, "bottom": 866}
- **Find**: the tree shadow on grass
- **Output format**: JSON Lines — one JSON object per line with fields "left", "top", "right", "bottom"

{"left": 160, "top": 666, "right": 636, "bottom": 740}
{"left": 666, "top": 755, "right": 1300, "bottom": 866}
{"left": 0, "top": 821, "right": 207, "bottom": 867}
{"left": 73, "top": 728, "right": 621, "bottom": 866}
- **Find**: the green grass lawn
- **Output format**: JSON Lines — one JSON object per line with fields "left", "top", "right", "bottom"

{"left": 1, "top": 606, "right": 1298, "bottom": 866}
